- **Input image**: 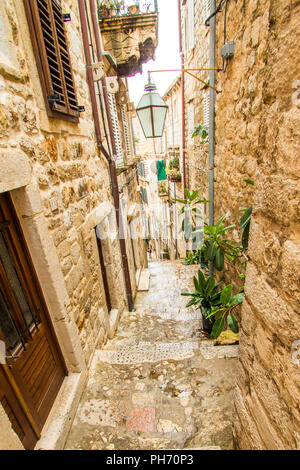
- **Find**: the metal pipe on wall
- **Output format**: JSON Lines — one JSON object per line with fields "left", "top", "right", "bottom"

{"left": 208, "top": 0, "right": 216, "bottom": 276}
{"left": 177, "top": 0, "right": 186, "bottom": 191}
{"left": 78, "top": 0, "right": 134, "bottom": 311}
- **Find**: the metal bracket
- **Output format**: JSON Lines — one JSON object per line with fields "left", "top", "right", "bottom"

{"left": 92, "top": 61, "right": 105, "bottom": 82}
{"left": 63, "top": 13, "right": 71, "bottom": 22}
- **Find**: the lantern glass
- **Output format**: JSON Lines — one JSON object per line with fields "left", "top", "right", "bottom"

{"left": 136, "top": 90, "right": 168, "bottom": 139}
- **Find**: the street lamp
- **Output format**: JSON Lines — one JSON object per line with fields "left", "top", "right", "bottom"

{"left": 136, "top": 73, "right": 168, "bottom": 138}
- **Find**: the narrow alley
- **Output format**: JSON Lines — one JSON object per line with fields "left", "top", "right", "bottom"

{"left": 66, "top": 261, "right": 238, "bottom": 450}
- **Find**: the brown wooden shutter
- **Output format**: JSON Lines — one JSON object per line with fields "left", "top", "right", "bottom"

{"left": 24, "top": 0, "right": 79, "bottom": 121}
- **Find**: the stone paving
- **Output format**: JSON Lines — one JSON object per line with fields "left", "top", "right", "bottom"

{"left": 65, "top": 261, "right": 238, "bottom": 450}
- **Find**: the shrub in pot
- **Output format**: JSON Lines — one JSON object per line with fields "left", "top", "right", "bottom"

{"left": 181, "top": 270, "right": 221, "bottom": 333}
{"left": 205, "top": 284, "right": 243, "bottom": 339}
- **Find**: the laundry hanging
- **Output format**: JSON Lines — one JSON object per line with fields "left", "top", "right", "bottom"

{"left": 156, "top": 160, "right": 167, "bottom": 181}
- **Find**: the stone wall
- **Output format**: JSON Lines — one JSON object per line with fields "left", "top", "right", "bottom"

{"left": 213, "top": 0, "right": 300, "bottom": 449}
{"left": 0, "top": 0, "right": 135, "bottom": 369}
{"left": 181, "top": 0, "right": 210, "bottom": 205}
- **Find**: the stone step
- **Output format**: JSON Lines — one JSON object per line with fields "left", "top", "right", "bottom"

{"left": 97, "top": 340, "right": 199, "bottom": 364}
{"left": 138, "top": 269, "right": 150, "bottom": 291}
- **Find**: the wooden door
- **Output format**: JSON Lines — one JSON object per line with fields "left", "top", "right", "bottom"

{"left": 0, "top": 193, "right": 66, "bottom": 449}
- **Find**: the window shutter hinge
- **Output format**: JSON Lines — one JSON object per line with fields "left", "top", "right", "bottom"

{"left": 48, "top": 93, "right": 63, "bottom": 109}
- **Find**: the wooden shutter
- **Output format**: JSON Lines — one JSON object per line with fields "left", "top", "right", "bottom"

{"left": 108, "top": 94, "right": 124, "bottom": 166}
{"left": 121, "top": 105, "right": 132, "bottom": 159}
{"left": 24, "top": 0, "right": 79, "bottom": 121}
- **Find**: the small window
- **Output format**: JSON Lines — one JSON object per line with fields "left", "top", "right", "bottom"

{"left": 24, "top": 0, "right": 79, "bottom": 122}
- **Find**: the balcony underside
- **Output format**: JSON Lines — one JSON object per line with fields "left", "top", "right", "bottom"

{"left": 99, "top": 14, "right": 158, "bottom": 77}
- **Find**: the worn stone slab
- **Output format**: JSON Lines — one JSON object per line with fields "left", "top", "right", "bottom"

{"left": 127, "top": 407, "right": 156, "bottom": 433}
{"left": 138, "top": 269, "right": 150, "bottom": 291}
{"left": 200, "top": 343, "right": 239, "bottom": 359}
{"left": 0, "top": 150, "right": 31, "bottom": 193}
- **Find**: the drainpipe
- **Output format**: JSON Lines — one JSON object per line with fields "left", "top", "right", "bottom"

{"left": 208, "top": 0, "right": 216, "bottom": 276}
{"left": 177, "top": 0, "right": 186, "bottom": 191}
{"left": 78, "top": 0, "right": 134, "bottom": 311}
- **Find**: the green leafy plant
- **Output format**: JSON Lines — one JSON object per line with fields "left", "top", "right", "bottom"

{"left": 173, "top": 189, "right": 208, "bottom": 243}
{"left": 168, "top": 157, "right": 180, "bottom": 171}
{"left": 191, "top": 124, "right": 209, "bottom": 143}
{"left": 181, "top": 270, "right": 222, "bottom": 332}
{"left": 239, "top": 205, "right": 252, "bottom": 250}
{"left": 158, "top": 182, "right": 168, "bottom": 195}
{"left": 205, "top": 284, "right": 244, "bottom": 339}
{"left": 183, "top": 251, "right": 201, "bottom": 265}
{"left": 200, "top": 214, "right": 239, "bottom": 271}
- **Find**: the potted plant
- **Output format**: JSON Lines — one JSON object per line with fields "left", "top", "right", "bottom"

{"left": 167, "top": 157, "right": 182, "bottom": 182}
{"left": 158, "top": 181, "right": 169, "bottom": 199}
{"left": 205, "top": 284, "right": 244, "bottom": 339}
{"left": 181, "top": 270, "right": 221, "bottom": 333}
{"left": 168, "top": 168, "right": 182, "bottom": 183}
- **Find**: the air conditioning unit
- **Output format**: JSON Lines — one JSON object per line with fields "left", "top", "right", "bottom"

{"left": 106, "top": 77, "right": 119, "bottom": 94}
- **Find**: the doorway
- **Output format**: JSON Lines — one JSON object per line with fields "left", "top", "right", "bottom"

{"left": 0, "top": 193, "right": 66, "bottom": 449}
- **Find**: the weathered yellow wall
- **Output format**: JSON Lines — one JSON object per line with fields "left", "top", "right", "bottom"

{"left": 213, "top": 0, "right": 300, "bottom": 449}
{"left": 0, "top": 0, "right": 135, "bottom": 367}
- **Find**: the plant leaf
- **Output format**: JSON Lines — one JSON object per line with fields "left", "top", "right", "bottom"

{"left": 198, "top": 270, "right": 206, "bottom": 292}
{"left": 190, "top": 190, "right": 199, "bottom": 201}
{"left": 230, "top": 292, "right": 244, "bottom": 306}
{"left": 210, "top": 316, "right": 225, "bottom": 339}
{"left": 207, "top": 243, "right": 217, "bottom": 261}
{"left": 193, "top": 275, "right": 200, "bottom": 292}
{"left": 184, "top": 188, "right": 191, "bottom": 200}
{"left": 244, "top": 179, "right": 254, "bottom": 185}
{"left": 204, "top": 276, "right": 216, "bottom": 297}
{"left": 214, "top": 249, "right": 224, "bottom": 271}
{"left": 227, "top": 312, "right": 239, "bottom": 333}
{"left": 220, "top": 284, "right": 232, "bottom": 306}
{"left": 216, "top": 214, "right": 227, "bottom": 227}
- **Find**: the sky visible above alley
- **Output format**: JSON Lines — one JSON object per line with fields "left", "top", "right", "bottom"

{"left": 128, "top": 0, "right": 181, "bottom": 105}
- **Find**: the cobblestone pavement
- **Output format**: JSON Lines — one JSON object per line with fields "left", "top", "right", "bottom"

{"left": 65, "top": 261, "right": 238, "bottom": 450}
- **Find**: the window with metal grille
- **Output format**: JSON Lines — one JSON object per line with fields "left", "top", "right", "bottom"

{"left": 24, "top": 0, "right": 79, "bottom": 121}
{"left": 108, "top": 94, "right": 124, "bottom": 166}
{"left": 121, "top": 105, "right": 132, "bottom": 159}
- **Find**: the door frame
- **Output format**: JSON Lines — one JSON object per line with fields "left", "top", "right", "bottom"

{"left": 0, "top": 192, "right": 68, "bottom": 448}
